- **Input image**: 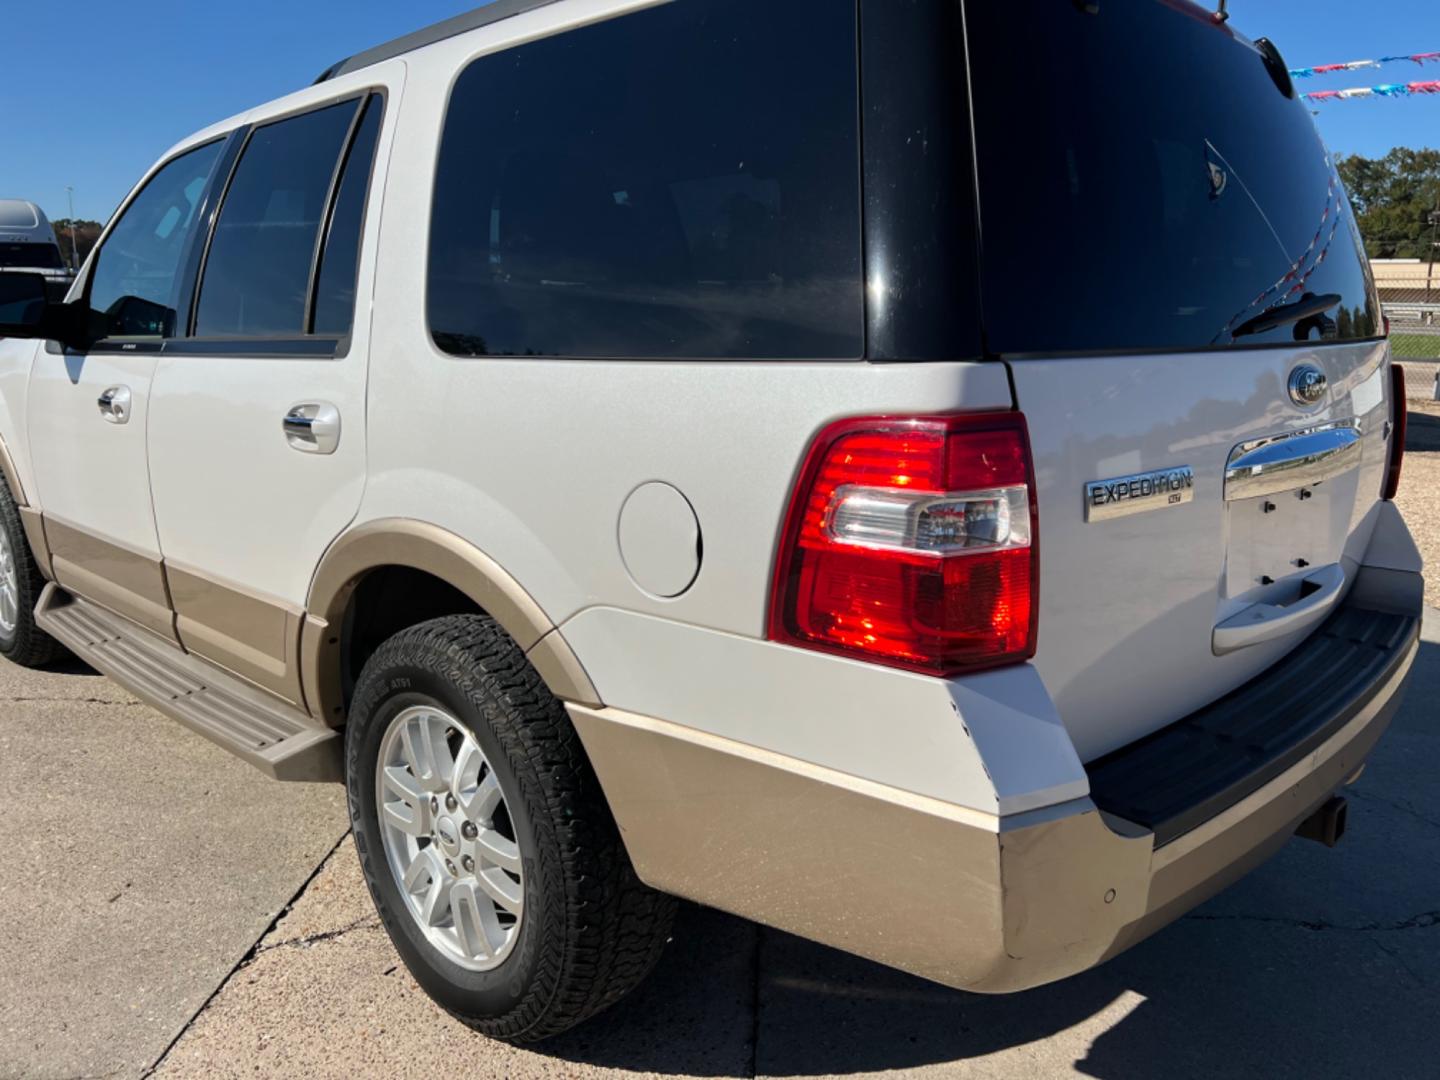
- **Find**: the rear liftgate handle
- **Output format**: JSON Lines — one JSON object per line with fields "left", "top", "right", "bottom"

{"left": 1212, "top": 562, "right": 1345, "bottom": 655}
{"left": 283, "top": 402, "right": 341, "bottom": 455}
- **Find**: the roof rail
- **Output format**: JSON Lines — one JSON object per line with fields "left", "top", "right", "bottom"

{"left": 314, "top": 0, "right": 566, "bottom": 84}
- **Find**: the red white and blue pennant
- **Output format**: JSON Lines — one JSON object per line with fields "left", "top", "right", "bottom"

{"left": 1304, "top": 80, "right": 1440, "bottom": 104}
{"left": 1289, "top": 52, "right": 1440, "bottom": 79}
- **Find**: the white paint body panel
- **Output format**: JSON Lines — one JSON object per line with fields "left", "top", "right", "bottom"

{"left": 561, "top": 607, "right": 1087, "bottom": 815}
{"left": 1012, "top": 341, "right": 1392, "bottom": 761}
{"left": 146, "top": 61, "right": 407, "bottom": 610}
{"left": 0, "top": 339, "right": 40, "bottom": 501}
{"left": 27, "top": 350, "right": 162, "bottom": 558}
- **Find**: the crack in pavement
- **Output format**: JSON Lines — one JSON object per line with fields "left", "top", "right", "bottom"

{"left": 1184, "top": 909, "right": 1440, "bottom": 933}
{"left": 1369, "top": 934, "right": 1433, "bottom": 989}
{"left": 1349, "top": 788, "right": 1440, "bottom": 831}
{"left": 4, "top": 695, "right": 146, "bottom": 707}
{"left": 251, "top": 915, "right": 382, "bottom": 957}
{"left": 140, "top": 829, "right": 353, "bottom": 1079}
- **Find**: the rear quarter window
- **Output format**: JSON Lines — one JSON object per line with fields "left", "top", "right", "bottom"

{"left": 966, "top": 0, "right": 1380, "bottom": 355}
{"left": 427, "top": 0, "right": 863, "bottom": 360}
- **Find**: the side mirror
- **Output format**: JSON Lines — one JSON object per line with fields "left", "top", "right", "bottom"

{"left": 0, "top": 271, "right": 100, "bottom": 350}
{"left": 0, "top": 272, "right": 49, "bottom": 336}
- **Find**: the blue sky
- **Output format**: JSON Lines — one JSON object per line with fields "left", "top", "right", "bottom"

{"left": 3, "top": 0, "right": 1438, "bottom": 225}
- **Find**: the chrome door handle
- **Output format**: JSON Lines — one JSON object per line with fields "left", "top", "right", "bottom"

{"left": 283, "top": 402, "right": 341, "bottom": 455}
{"left": 97, "top": 385, "right": 132, "bottom": 425}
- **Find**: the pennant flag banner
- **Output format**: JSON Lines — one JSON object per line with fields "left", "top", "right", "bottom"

{"left": 1304, "top": 80, "right": 1440, "bottom": 103}
{"left": 1290, "top": 52, "right": 1440, "bottom": 79}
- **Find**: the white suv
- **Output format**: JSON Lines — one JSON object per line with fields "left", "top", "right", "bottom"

{"left": 0, "top": 0, "right": 1423, "bottom": 1043}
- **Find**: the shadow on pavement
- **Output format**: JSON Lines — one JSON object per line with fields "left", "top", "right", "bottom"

{"left": 541, "top": 634, "right": 1440, "bottom": 1078}
{"left": 1407, "top": 410, "right": 1440, "bottom": 452}
{"left": 43, "top": 652, "right": 101, "bottom": 677}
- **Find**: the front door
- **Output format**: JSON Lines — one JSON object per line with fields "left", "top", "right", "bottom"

{"left": 27, "top": 140, "right": 227, "bottom": 640}
{"left": 146, "top": 75, "right": 398, "bottom": 705}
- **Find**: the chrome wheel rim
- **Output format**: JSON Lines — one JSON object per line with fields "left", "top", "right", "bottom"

{"left": 0, "top": 528, "right": 19, "bottom": 636}
{"left": 376, "top": 705, "right": 524, "bottom": 971}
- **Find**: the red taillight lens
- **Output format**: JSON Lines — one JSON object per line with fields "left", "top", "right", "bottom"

{"left": 1385, "top": 364, "right": 1406, "bottom": 501}
{"left": 768, "top": 413, "right": 1038, "bottom": 676}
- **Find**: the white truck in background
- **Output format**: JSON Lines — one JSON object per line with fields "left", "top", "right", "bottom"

{"left": 0, "top": 199, "right": 73, "bottom": 301}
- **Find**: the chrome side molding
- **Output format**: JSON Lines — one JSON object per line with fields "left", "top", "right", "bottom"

{"left": 1223, "top": 420, "right": 1360, "bottom": 502}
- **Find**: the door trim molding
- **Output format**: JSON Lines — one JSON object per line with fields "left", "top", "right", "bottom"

{"left": 42, "top": 515, "right": 177, "bottom": 643}
{"left": 165, "top": 561, "right": 307, "bottom": 706}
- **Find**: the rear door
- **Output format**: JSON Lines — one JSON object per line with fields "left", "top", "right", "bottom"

{"left": 146, "top": 74, "right": 396, "bottom": 705}
{"left": 963, "top": 1, "right": 1393, "bottom": 759}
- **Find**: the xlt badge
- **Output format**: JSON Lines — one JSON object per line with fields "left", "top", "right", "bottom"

{"left": 1085, "top": 467, "right": 1195, "bottom": 522}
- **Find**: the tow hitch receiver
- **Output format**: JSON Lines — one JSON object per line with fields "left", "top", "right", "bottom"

{"left": 1297, "top": 795, "right": 1348, "bottom": 848}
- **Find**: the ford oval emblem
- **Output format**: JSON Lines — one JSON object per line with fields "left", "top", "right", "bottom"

{"left": 1288, "top": 364, "right": 1328, "bottom": 407}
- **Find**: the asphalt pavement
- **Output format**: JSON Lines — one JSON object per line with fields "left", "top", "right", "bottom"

{"left": 2, "top": 614, "right": 1436, "bottom": 1080}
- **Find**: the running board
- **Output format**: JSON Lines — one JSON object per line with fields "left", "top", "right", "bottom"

{"left": 35, "top": 584, "right": 342, "bottom": 782}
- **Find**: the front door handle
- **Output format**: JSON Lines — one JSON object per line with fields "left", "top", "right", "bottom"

{"left": 97, "top": 386, "right": 132, "bottom": 425}
{"left": 283, "top": 402, "right": 341, "bottom": 455}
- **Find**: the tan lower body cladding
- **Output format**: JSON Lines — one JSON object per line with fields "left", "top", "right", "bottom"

{"left": 166, "top": 564, "right": 307, "bottom": 705}
{"left": 567, "top": 675, "right": 1404, "bottom": 992}
{"left": 32, "top": 515, "right": 598, "bottom": 725}
{"left": 36, "top": 517, "right": 306, "bottom": 705}
{"left": 43, "top": 517, "right": 177, "bottom": 643}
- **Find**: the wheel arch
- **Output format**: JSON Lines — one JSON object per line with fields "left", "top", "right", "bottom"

{"left": 0, "top": 432, "right": 28, "bottom": 507}
{"left": 0, "top": 431, "right": 53, "bottom": 579}
{"left": 303, "top": 518, "right": 599, "bottom": 725}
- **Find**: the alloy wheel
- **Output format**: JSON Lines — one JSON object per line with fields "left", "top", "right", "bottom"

{"left": 375, "top": 704, "right": 524, "bottom": 970}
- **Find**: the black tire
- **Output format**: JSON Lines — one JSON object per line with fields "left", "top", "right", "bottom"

{"left": 345, "top": 614, "right": 675, "bottom": 1043}
{"left": 0, "top": 476, "right": 65, "bottom": 668}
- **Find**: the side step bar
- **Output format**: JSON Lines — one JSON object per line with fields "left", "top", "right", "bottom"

{"left": 36, "top": 584, "right": 342, "bottom": 782}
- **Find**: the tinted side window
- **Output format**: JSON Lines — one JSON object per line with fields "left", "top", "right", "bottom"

{"left": 966, "top": 0, "right": 1380, "bottom": 354}
{"left": 88, "top": 141, "right": 222, "bottom": 339}
{"left": 0, "top": 243, "right": 65, "bottom": 270}
{"left": 195, "top": 101, "right": 357, "bottom": 337}
{"left": 428, "top": 0, "right": 862, "bottom": 360}
{"left": 312, "top": 96, "right": 383, "bottom": 336}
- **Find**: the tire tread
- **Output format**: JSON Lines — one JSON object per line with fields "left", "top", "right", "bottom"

{"left": 347, "top": 613, "right": 673, "bottom": 1043}
{"left": 0, "top": 476, "right": 65, "bottom": 668}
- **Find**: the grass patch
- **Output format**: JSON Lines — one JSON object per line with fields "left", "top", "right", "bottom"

{"left": 1391, "top": 333, "right": 1440, "bottom": 360}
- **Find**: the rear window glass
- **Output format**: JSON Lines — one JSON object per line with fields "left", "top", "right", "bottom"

{"left": 195, "top": 100, "right": 358, "bottom": 338}
{"left": 966, "top": 0, "right": 1380, "bottom": 354}
{"left": 0, "top": 243, "right": 63, "bottom": 270}
{"left": 427, "top": 0, "right": 862, "bottom": 360}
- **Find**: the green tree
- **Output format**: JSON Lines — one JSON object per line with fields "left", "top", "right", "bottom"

{"left": 49, "top": 219, "right": 104, "bottom": 270}
{"left": 1337, "top": 148, "right": 1440, "bottom": 260}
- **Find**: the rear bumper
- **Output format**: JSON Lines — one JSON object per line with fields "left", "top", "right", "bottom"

{"left": 571, "top": 568, "right": 1421, "bottom": 994}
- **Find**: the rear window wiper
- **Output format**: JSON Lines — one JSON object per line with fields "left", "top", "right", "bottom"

{"left": 1230, "top": 292, "right": 1341, "bottom": 340}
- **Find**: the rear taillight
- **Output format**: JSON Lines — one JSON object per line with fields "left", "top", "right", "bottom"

{"left": 768, "top": 412, "right": 1038, "bottom": 676}
{"left": 1385, "top": 364, "right": 1407, "bottom": 501}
